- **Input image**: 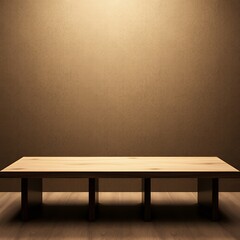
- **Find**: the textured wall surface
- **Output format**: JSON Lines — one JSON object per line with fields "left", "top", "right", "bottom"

{"left": 0, "top": 0, "right": 239, "bottom": 191}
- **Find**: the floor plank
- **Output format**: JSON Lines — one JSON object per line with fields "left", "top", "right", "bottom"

{"left": 0, "top": 192, "right": 239, "bottom": 239}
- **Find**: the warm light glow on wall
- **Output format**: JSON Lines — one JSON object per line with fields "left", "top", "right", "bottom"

{"left": 0, "top": 0, "right": 237, "bottom": 152}
{"left": 1, "top": 0, "right": 240, "bottom": 191}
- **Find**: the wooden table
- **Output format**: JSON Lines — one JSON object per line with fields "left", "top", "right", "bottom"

{"left": 0, "top": 156, "right": 239, "bottom": 221}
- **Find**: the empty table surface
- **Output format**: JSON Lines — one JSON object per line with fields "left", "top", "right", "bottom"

{"left": 1, "top": 157, "right": 239, "bottom": 177}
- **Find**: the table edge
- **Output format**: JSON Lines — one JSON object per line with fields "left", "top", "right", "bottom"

{"left": 0, "top": 171, "right": 239, "bottom": 178}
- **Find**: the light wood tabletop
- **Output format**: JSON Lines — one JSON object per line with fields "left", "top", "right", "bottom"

{"left": 0, "top": 156, "right": 239, "bottom": 178}
{"left": 0, "top": 156, "right": 239, "bottom": 222}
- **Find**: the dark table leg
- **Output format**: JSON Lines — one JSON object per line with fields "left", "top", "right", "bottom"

{"left": 21, "top": 178, "right": 43, "bottom": 221}
{"left": 142, "top": 178, "right": 151, "bottom": 221}
{"left": 88, "top": 178, "right": 99, "bottom": 221}
{"left": 198, "top": 178, "right": 219, "bottom": 221}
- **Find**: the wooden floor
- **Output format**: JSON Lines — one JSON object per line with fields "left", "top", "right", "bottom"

{"left": 0, "top": 192, "right": 239, "bottom": 240}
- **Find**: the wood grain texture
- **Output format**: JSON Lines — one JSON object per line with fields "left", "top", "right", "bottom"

{"left": 1, "top": 156, "right": 239, "bottom": 178}
{"left": 0, "top": 192, "right": 240, "bottom": 239}
{"left": 2, "top": 156, "right": 239, "bottom": 172}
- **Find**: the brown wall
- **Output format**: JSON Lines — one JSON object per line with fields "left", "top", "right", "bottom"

{"left": 0, "top": 0, "right": 239, "bottom": 192}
